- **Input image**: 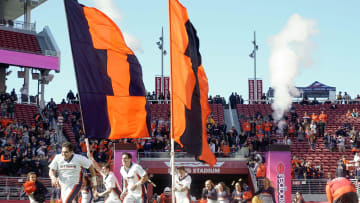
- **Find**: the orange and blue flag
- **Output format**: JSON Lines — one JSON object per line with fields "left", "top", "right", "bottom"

{"left": 64, "top": 0, "right": 150, "bottom": 139}
{"left": 169, "top": 0, "right": 217, "bottom": 166}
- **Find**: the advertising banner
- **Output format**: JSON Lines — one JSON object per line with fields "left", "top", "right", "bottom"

{"left": 139, "top": 160, "right": 248, "bottom": 174}
{"left": 266, "top": 151, "right": 291, "bottom": 203}
{"left": 248, "top": 79, "right": 263, "bottom": 103}
{"left": 155, "top": 76, "right": 162, "bottom": 97}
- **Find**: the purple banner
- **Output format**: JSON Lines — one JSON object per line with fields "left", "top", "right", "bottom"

{"left": 266, "top": 151, "right": 291, "bottom": 203}
{"left": 0, "top": 49, "right": 59, "bottom": 71}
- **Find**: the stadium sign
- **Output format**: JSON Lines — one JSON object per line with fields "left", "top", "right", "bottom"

{"left": 276, "top": 162, "right": 287, "bottom": 203}
{"left": 140, "top": 160, "right": 248, "bottom": 174}
{"left": 266, "top": 150, "right": 291, "bottom": 203}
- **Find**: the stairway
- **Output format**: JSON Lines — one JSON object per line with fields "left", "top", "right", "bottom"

{"left": 223, "top": 104, "right": 241, "bottom": 133}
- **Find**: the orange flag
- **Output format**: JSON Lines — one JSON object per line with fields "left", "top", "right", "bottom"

{"left": 169, "top": 0, "right": 217, "bottom": 166}
{"left": 64, "top": 0, "right": 151, "bottom": 139}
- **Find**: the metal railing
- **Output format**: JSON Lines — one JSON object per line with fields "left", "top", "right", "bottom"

{"left": 256, "top": 178, "right": 360, "bottom": 195}
{"left": 0, "top": 19, "right": 36, "bottom": 32}
{"left": 0, "top": 176, "right": 106, "bottom": 200}
{"left": 138, "top": 151, "right": 245, "bottom": 159}
{"left": 145, "top": 98, "right": 360, "bottom": 106}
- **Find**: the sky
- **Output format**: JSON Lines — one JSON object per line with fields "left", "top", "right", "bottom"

{"left": 6, "top": 0, "right": 360, "bottom": 103}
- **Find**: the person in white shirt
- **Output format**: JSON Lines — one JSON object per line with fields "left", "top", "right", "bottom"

{"left": 174, "top": 166, "right": 191, "bottom": 203}
{"left": 48, "top": 142, "right": 97, "bottom": 203}
{"left": 353, "top": 152, "right": 360, "bottom": 167}
{"left": 90, "top": 158, "right": 121, "bottom": 203}
{"left": 120, "top": 152, "right": 148, "bottom": 203}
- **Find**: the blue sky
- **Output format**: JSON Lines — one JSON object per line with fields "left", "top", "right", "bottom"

{"left": 7, "top": 0, "right": 360, "bottom": 103}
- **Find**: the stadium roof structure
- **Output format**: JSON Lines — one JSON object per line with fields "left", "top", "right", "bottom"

{"left": 267, "top": 81, "right": 336, "bottom": 99}
{"left": 0, "top": 0, "right": 47, "bottom": 21}
{"left": 297, "top": 81, "right": 336, "bottom": 99}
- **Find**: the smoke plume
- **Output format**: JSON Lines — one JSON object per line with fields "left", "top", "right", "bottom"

{"left": 268, "top": 14, "right": 318, "bottom": 121}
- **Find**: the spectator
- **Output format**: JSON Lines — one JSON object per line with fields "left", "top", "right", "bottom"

{"left": 66, "top": 90, "right": 76, "bottom": 103}
{"left": 351, "top": 108, "right": 359, "bottom": 118}
{"left": 292, "top": 191, "right": 305, "bottom": 203}
{"left": 302, "top": 112, "right": 310, "bottom": 123}
{"left": 323, "top": 133, "right": 331, "bottom": 150}
{"left": 337, "top": 91, "right": 343, "bottom": 104}
{"left": 337, "top": 136, "right": 346, "bottom": 153}
{"left": 346, "top": 110, "right": 352, "bottom": 119}
{"left": 343, "top": 92, "right": 351, "bottom": 104}
{"left": 60, "top": 99, "right": 66, "bottom": 104}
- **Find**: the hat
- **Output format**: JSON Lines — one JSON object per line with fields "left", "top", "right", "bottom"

{"left": 164, "top": 187, "right": 171, "bottom": 194}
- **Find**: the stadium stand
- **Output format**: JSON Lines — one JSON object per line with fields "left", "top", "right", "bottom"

{"left": 0, "top": 29, "right": 41, "bottom": 54}
{"left": 209, "top": 103, "right": 225, "bottom": 124}
{"left": 15, "top": 104, "right": 37, "bottom": 126}
{"left": 56, "top": 103, "right": 80, "bottom": 145}
{"left": 236, "top": 103, "right": 360, "bottom": 176}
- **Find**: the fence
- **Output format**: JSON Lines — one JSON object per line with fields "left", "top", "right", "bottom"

{"left": 138, "top": 151, "right": 245, "bottom": 159}
{"left": 0, "top": 176, "right": 106, "bottom": 201}
{"left": 256, "top": 178, "right": 360, "bottom": 195}
{"left": 0, "top": 20, "right": 36, "bottom": 32}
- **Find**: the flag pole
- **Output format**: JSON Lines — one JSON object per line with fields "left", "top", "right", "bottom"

{"left": 168, "top": 1, "right": 175, "bottom": 202}
{"left": 63, "top": 0, "right": 90, "bottom": 157}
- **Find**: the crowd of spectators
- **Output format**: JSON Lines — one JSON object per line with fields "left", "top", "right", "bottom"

{"left": 291, "top": 156, "right": 325, "bottom": 179}
{"left": 208, "top": 95, "right": 226, "bottom": 105}
{"left": 0, "top": 101, "right": 60, "bottom": 177}
{"left": 146, "top": 91, "right": 170, "bottom": 104}
{"left": 2, "top": 88, "right": 360, "bottom": 181}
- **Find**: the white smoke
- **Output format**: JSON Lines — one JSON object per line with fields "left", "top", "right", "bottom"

{"left": 123, "top": 32, "right": 144, "bottom": 54}
{"left": 93, "top": 0, "right": 123, "bottom": 21}
{"left": 269, "top": 14, "right": 318, "bottom": 121}
{"left": 92, "top": 0, "right": 143, "bottom": 53}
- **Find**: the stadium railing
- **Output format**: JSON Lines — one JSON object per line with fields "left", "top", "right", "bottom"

{"left": 256, "top": 178, "right": 360, "bottom": 195}
{"left": 137, "top": 151, "right": 245, "bottom": 159}
{"left": 0, "top": 19, "right": 36, "bottom": 32}
{"left": 0, "top": 176, "right": 107, "bottom": 201}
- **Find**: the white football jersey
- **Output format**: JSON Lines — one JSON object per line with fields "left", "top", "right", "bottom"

{"left": 101, "top": 171, "right": 121, "bottom": 200}
{"left": 80, "top": 188, "right": 93, "bottom": 203}
{"left": 174, "top": 173, "right": 191, "bottom": 200}
{"left": 49, "top": 154, "right": 92, "bottom": 186}
{"left": 120, "top": 163, "right": 146, "bottom": 195}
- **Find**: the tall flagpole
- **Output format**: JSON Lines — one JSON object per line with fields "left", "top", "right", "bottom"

{"left": 168, "top": 1, "right": 176, "bottom": 202}
{"left": 63, "top": 0, "right": 90, "bottom": 155}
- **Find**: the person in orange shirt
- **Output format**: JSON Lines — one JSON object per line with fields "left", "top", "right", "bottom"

{"left": 256, "top": 163, "right": 266, "bottom": 178}
{"left": 326, "top": 177, "right": 357, "bottom": 203}
{"left": 0, "top": 150, "right": 11, "bottom": 174}
{"left": 256, "top": 121, "right": 263, "bottom": 132}
{"left": 220, "top": 140, "right": 230, "bottom": 157}
{"left": 319, "top": 111, "right": 327, "bottom": 122}
{"left": 346, "top": 110, "right": 352, "bottom": 119}
{"left": 263, "top": 120, "right": 272, "bottom": 139}
{"left": 80, "top": 140, "right": 87, "bottom": 154}
{"left": 256, "top": 130, "right": 264, "bottom": 141}
{"left": 242, "top": 120, "right": 251, "bottom": 137}
{"left": 288, "top": 122, "right": 296, "bottom": 137}
{"left": 318, "top": 110, "right": 327, "bottom": 137}
{"left": 158, "top": 187, "right": 172, "bottom": 203}
{"left": 292, "top": 156, "right": 301, "bottom": 168}
{"left": 1, "top": 116, "right": 13, "bottom": 128}
{"left": 311, "top": 113, "right": 319, "bottom": 123}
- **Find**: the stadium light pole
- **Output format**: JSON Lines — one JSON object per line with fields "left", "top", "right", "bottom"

{"left": 156, "top": 26, "right": 167, "bottom": 97}
{"left": 249, "top": 31, "right": 259, "bottom": 103}
{"left": 23, "top": 0, "right": 32, "bottom": 96}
